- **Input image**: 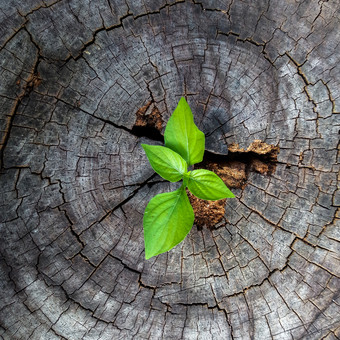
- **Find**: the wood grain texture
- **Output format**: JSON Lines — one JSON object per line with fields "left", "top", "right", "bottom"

{"left": 0, "top": 0, "right": 339, "bottom": 339}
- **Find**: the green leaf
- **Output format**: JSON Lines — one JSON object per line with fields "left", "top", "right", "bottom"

{"left": 188, "top": 169, "right": 235, "bottom": 200}
{"left": 143, "top": 186, "right": 194, "bottom": 259}
{"left": 164, "top": 97, "right": 205, "bottom": 166}
{"left": 142, "top": 144, "right": 187, "bottom": 182}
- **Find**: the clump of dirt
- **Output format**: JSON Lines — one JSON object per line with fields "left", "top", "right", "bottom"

{"left": 190, "top": 140, "right": 279, "bottom": 229}
{"left": 250, "top": 158, "right": 270, "bottom": 175}
{"left": 189, "top": 161, "right": 246, "bottom": 229}
{"left": 134, "top": 101, "right": 163, "bottom": 132}
{"left": 228, "top": 140, "right": 279, "bottom": 175}
{"left": 187, "top": 190, "right": 226, "bottom": 229}
{"left": 229, "top": 139, "right": 278, "bottom": 162}
{"left": 228, "top": 139, "right": 279, "bottom": 155}
{"left": 206, "top": 161, "right": 247, "bottom": 189}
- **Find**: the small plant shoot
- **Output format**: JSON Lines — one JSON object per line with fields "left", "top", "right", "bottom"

{"left": 142, "top": 97, "right": 234, "bottom": 259}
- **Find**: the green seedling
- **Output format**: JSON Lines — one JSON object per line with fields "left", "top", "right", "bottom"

{"left": 142, "top": 97, "right": 234, "bottom": 259}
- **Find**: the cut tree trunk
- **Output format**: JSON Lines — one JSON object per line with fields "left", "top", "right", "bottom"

{"left": 0, "top": 1, "right": 339, "bottom": 339}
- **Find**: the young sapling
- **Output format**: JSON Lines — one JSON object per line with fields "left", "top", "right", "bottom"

{"left": 142, "top": 97, "right": 234, "bottom": 259}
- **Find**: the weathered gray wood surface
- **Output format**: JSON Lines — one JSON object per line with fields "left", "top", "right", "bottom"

{"left": 0, "top": 1, "right": 339, "bottom": 339}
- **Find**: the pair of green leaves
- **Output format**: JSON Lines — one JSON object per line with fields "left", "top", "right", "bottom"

{"left": 142, "top": 97, "right": 234, "bottom": 259}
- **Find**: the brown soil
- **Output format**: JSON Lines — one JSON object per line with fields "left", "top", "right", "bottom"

{"left": 250, "top": 158, "right": 270, "bottom": 175}
{"left": 228, "top": 139, "right": 279, "bottom": 156}
{"left": 190, "top": 140, "right": 279, "bottom": 229}
{"left": 189, "top": 161, "right": 246, "bottom": 229}
{"left": 134, "top": 101, "right": 163, "bottom": 132}
{"left": 228, "top": 140, "right": 279, "bottom": 175}
{"left": 205, "top": 160, "right": 247, "bottom": 189}
{"left": 187, "top": 190, "right": 226, "bottom": 229}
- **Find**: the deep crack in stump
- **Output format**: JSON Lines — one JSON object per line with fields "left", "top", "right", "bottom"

{"left": 191, "top": 140, "right": 279, "bottom": 229}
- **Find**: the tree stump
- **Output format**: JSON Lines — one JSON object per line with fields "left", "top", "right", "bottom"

{"left": 1, "top": 1, "right": 339, "bottom": 339}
